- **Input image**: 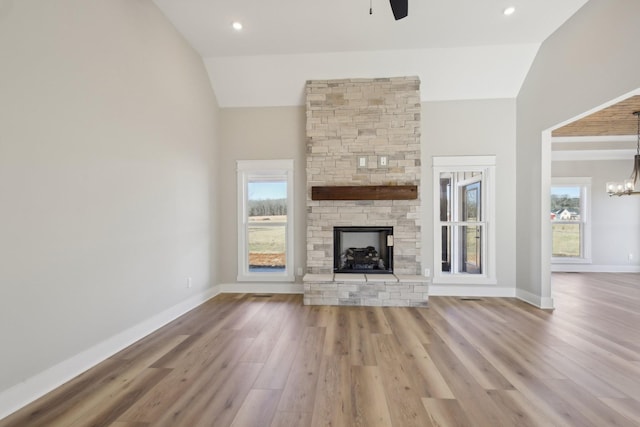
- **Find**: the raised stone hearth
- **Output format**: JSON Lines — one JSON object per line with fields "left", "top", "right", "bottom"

{"left": 305, "top": 76, "right": 427, "bottom": 306}
{"left": 303, "top": 274, "right": 428, "bottom": 307}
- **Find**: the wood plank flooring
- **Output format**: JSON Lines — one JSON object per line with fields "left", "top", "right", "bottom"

{"left": 1, "top": 272, "right": 639, "bottom": 426}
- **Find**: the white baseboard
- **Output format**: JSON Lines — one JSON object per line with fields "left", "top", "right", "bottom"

{"left": 0, "top": 285, "right": 221, "bottom": 421}
{"left": 219, "top": 282, "right": 304, "bottom": 294}
{"left": 551, "top": 264, "right": 640, "bottom": 273}
{"left": 429, "top": 285, "right": 555, "bottom": 309}
{"left": 516, "top": 288, "right": 555, "bottom": 309}
{"left": 428, "top": 285, "right": 516, "bottom": 298}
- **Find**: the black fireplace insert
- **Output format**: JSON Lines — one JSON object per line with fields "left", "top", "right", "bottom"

{"left": 333, "top": 226, "right": 393, "bottom": 273}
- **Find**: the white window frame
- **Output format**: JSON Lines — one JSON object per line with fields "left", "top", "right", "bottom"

{"left": 237, "top": 159, "right": 294, "bottom": 282}
{"left": 433, "top": 156, "right": 496, "bottom": 285}
{"left": 550, "top": 177, "right": 592, "bottom": 264}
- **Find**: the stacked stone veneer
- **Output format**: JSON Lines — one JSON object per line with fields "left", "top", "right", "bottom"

{"left": 304, "top": 274, "right": 429, "bottom": 307}
{"left": 305, "top": 76, "right": 425, "bottom": 306}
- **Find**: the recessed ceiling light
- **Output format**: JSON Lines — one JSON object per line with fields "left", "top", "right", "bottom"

{"left": 232, "top": 21, "right": 243, "bottom": 31}
{"left": 503, "top": 6, "right": 515, "bottom": 16}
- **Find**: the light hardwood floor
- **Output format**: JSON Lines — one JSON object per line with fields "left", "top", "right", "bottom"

{"left": 1, "top": 272, "right": 639, "bottom": 426}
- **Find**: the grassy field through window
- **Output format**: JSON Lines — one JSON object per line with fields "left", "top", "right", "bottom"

{"left": 552, "top": 223, "right": 580, "bottom": 257}
{"left": 248, "top": 215, "right": 286, "bottom": 270}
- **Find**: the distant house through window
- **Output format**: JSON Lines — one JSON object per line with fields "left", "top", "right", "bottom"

{"left": 237, "top": 160, "right": 294, "bottom": 282}
{"left": 550, "top": 177, "right": 591, "bottom": 264}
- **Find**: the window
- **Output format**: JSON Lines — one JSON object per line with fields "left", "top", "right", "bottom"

{"left": 550, "top": 177, "right": 591, "bottom": 264}
{"left": 237, "top": 160, "right": 294, "bottom": 282}
{"left": 433, "top": 156, "right": 496, "bottom": 284}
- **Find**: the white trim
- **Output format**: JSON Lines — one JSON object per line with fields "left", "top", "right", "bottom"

{"left": 236, "top": 159, "right": 295, "bottom": 283}
{"left": 428, "top": 285, "right": 515, "bottom": 297}
{"left": 550, "top": 177, "right": 592, "bottom": 263}
{"left": 0, "top": 286, "right": 221, "bottom": 420}
{"left": 433, "top": 155, "right": 496, "bottom": 167}
{"left": 552, "top": 149, "right": 636, "bottom": 162}
{"left": 552, "top": 135, "right": 636, "bottom": 144}
{"left": 516, "top": 288, "right": 555, "bottom": 309}
{"left": 540, "top": 129, "right": 553, "bottom": 307}
{"left": 219, "top": 282, "right": 304, "bottom": 294}
{"left": 551, "top": 264, "right": 640, "bottom": 273}
{"left": 552, "top": 177, "right": 592, "bottom": 186}
{"left": 432, "top": 156, "right": 497, "bottom": 285}
{"left": 237, "top": 159, "right": 294, "bottom": 172}
{"left": 236, "top": 272, "right": 294, "bottom": 282}
{"left": 432, "top": 276, "right": 497, "bottom": 285}
{"left": 429, "top": 285, "right": 553, "bottom": 309}
{"left": 552, "top": 257, "right": 592, "bottom": 265}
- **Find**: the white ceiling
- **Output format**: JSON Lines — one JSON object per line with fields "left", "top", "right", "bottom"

{"left": 153, "top": 0, "right": 589, "bottom": 107}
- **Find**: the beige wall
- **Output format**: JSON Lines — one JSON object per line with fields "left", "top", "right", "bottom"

{"left": 422, "top": 99, "right": 517, "bottom": 289}
{"left": 0, "top": 0, "right": 219, "bottom": 396}
{"left": 217, "top": 107, "right": 307, "bottom": 284}
{"left": 516, "top": 0, "right": 640, "bottom": 301}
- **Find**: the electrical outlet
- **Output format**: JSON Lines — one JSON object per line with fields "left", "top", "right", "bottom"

{"left": 378, "top": 155, "right": 388, "bottom": 167}
{"left": 424, "top": 268, "right": 430, "bottom": 277}
{"left": 297, "top": 267, "right": 303, "bottom": 276}
{"left": 629, "top": 253, "right": 634, "bottom": 263}
{"left": 357, "top": 156, "right": 367, "bottom": 168}
{"left": 187, "top": 277, "right": 192, "bottom": 288}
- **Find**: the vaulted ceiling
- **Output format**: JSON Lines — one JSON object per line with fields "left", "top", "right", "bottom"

{"left": 153, "top": 0, "right": 589, "bottom": 108}
{"left": 153, "top": 0, "right": 589, "bottom": 57}
{"left": 153, "top": 1, "right": 638, "bottom": 141}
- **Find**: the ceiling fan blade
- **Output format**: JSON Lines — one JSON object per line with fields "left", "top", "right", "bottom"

{"left": 389, "top": 0, "right": 408, "bottom": 20}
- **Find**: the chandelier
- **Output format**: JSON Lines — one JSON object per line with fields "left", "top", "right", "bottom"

{"left": 606, "top": 111, "right": 640, "bottom": 196}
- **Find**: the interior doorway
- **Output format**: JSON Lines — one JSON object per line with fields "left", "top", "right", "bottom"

{"left": 541, "top": 88, "right": 640, "bottom": 307}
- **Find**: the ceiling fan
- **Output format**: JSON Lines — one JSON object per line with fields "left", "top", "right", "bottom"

{"left": 370, "top": 0, "right": 408, "bottom": 20}
{"left": 389, "top": 0, "right": 408, "bottom": 20}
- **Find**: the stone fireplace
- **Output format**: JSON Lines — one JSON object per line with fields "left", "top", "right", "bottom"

{"left": 303, "top": 76, "right": 428, "bottom": 307}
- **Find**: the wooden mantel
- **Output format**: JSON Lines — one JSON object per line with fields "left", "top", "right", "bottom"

{"left": 311, "top": 185, "right": 418, "bottom": 201}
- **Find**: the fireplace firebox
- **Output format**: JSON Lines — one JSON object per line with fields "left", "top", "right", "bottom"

{"left": 333, "top": 226, "right": 393, "bottom": 273}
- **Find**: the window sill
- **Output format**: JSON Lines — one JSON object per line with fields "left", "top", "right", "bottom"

{"left": 551, "top": 258, "right": 592, "bottom": 264}
{"left": 432, "top": 275, "right": 497, "bottom": 286}
{"left": 237, "top": 274, "right": 295, "bottom": 283}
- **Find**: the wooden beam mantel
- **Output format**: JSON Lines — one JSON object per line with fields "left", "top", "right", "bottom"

{"left": 311, "top": 185, "right": 418, "bottom": 201}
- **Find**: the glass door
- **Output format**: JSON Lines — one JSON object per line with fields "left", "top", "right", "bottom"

{"left": 460, "top": 181, "right": 482, "bottom": 274}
